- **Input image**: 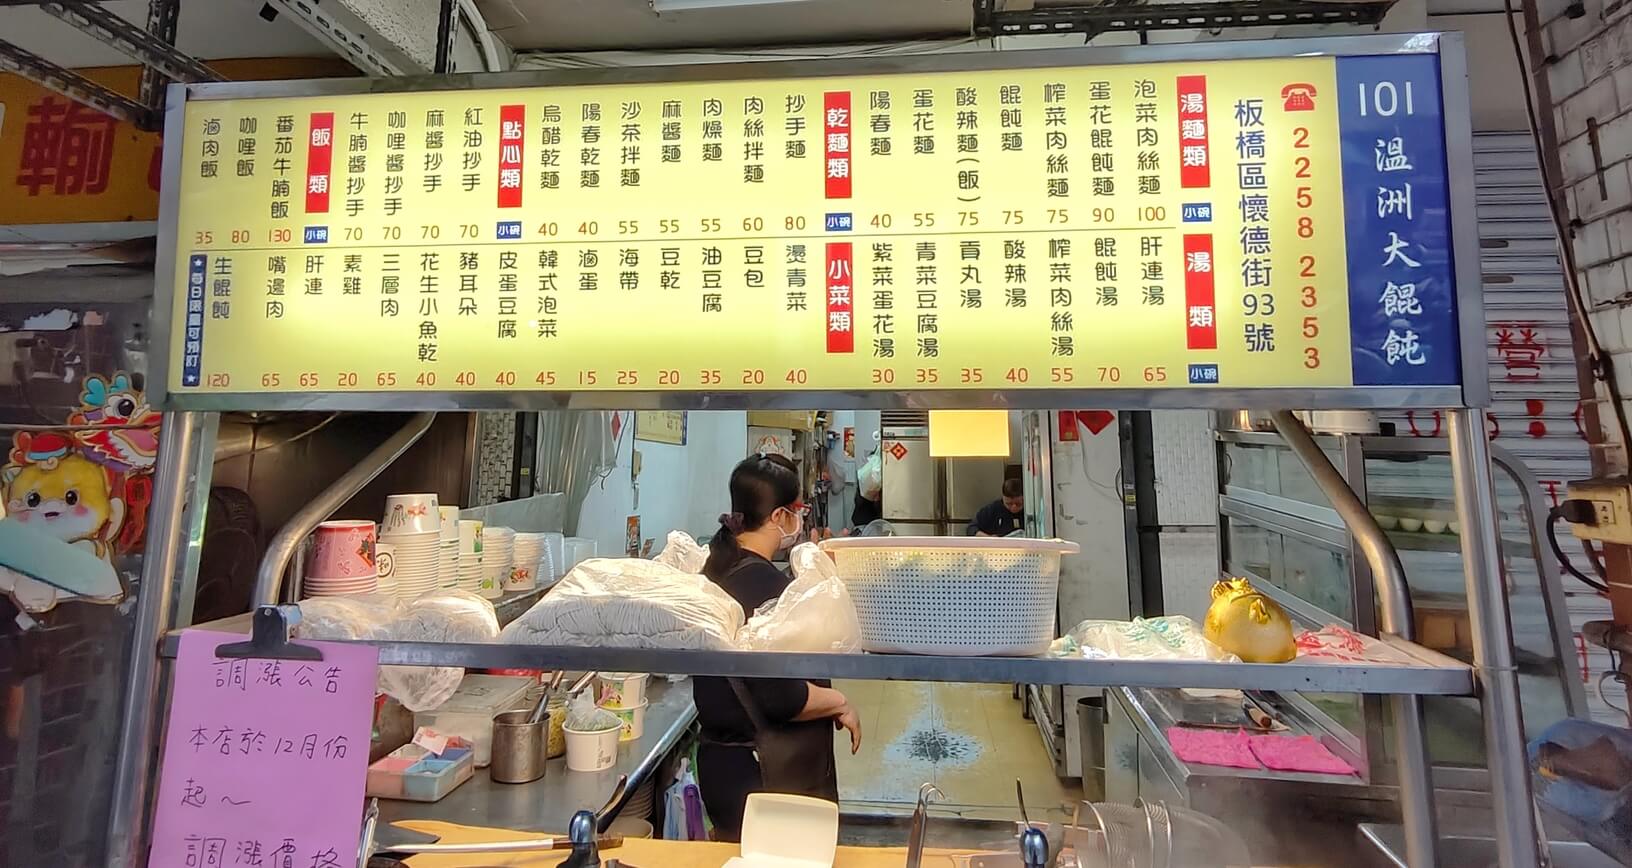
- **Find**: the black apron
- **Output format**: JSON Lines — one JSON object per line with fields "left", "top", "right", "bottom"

{"left": 697, "top": 559, "right": 838, "bottom": 806}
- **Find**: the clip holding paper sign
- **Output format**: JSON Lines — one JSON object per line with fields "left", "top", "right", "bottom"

{"left": 214, "top": 604, "right": 324, "bottom": 661}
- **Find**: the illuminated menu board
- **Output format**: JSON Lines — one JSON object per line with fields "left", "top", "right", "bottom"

{"left": 160, "top": 42, "right": 1472, "bottom": 407}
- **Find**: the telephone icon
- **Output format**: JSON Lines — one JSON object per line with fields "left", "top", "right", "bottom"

{"left": 1282, "top": 83, "right": 1317, "bottom": 112}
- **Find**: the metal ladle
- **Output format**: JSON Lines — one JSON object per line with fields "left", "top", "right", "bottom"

{"left": 1016, "top": 780, "right": 1050, "bottom": 868}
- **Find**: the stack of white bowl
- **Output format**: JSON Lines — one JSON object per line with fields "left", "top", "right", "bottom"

{"left": 509, "top": 533, "right": 549, "bottom": 592}
{"left": 380, "top": 493, "right": 441, "bottom": 598}
{"left": 304, "top": 520, "right": 378, "bottom": 598}
{"left": 457, "top": 519, "right": 484, "bottom": 594}
{"left": 480, "top": 526, "right": 514, "bottom": 600}
{"left": 437, "top": 505, "right": 460, "bottom": 588}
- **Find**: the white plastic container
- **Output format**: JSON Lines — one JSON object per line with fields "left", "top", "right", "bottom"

{"left": 564, "top": 719, "right": 621, "bottom": 772}
{"left": 721, "top": 793, "right": 840, "bottom": 868}
{"left": 599, "top": 699, "right": 647, "bottom": 742}
{"left": 595, "top": 672, "right": 649, "bottom": 708}
{"left": 411, "top": 674, "right": 533, "bottom": 767}
{"left": 819, "top": 536, "right": 1080, "bottom": 657}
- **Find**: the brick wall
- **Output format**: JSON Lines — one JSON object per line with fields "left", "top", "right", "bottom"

{"left": 1533, "top": 0, "right": 1632, "bottom": 472}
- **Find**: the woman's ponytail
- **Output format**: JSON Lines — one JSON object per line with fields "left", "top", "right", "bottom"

{"left": 702, "top": 512, "right": 746, "bottom": 581}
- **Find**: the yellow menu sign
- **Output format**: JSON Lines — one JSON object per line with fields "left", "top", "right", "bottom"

{"left": 164, "top": 45, "right": 1465, "bottom": 404}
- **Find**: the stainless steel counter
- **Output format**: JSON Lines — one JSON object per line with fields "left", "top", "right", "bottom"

{"left": 378, "top": 678, "right": 697, "bottom": 833}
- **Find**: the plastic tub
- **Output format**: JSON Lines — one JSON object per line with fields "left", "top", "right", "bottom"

{"left": 411, "top": 674, "right": 534, "bottom": 767}
{"left": 599, "top": 699, "right": 647, "bottom": 742}
{"left": 564, "top": 719, "right": 622, "bottom": 772}
{"left": 818, "top": 536, "right": 1079, "bottom": 656}
{"left": 366, "top": 743, "right": 474, "bottom": 802}
{"left": 596, "top": 672, "right": 649, "bottom": 708}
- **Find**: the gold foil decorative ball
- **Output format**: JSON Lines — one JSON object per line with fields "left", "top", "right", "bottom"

{"left": 1203, "top": 577, "right": 1296, "bottom": 663}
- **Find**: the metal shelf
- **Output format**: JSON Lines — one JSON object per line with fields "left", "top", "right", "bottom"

{"left": 163, "top": 621, "right": 1474, "bottom": 696}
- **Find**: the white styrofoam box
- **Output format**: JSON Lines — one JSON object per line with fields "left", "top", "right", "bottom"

{"left": 1150, "top": 409, "right": 1219, "bottom": 528}
{"left": 1158, "top": 530, "right": 1219, "bottom": 622}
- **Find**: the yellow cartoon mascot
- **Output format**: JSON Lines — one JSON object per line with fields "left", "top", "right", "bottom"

{"left": 0, "top": 431, "right": 126, "bottom": 612}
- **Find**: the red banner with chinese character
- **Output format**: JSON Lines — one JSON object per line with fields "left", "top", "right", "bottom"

{"left": 1176, "top": 75, "right": 1210, "bottom": 189}
{"left": 826, "top": 241, "right": 854, "bottom": 353}
{"left": 823, "top": 91, "right": 852, "bottom": 199}
{"left": 1183, "top": 233, "right": 1217, "bottom": 350}
{"left": 305, "top": 112, "right": 334, "bottom": 214}
{"left": 497, "top": 104, "right": 524, "bottom": 209}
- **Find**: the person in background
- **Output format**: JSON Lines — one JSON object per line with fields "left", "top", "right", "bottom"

{"left": 967, "top": 477, "right": 1025, "bottom": 537}
{"left": 694, "top": 454, "right": 862, "bottom": 842}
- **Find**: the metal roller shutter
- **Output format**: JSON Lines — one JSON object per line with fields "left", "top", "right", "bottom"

{"left": 1381, "top": 132, "right": 1615, "bottom": 721}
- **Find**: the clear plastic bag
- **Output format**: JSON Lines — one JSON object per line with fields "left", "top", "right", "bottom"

{"left": 501, "top": 553, "right": 743, "bottom": 650}
{"left": 382, "top": 591, "right": 500, "bottom": 711}
{"left": 565, "top": 690, "right": 621, "bottom": 731}
{"left": 1052, "top": 615, "right": 1238, "bottom": 662}
{"left": 737, "top": 543, "right": 862, "bottom": 652}
{"left": 653, "top": 530, "right": 708, "bottom": 574}
{"left": 297, "top": 591, "right": 499, "bottom": 711}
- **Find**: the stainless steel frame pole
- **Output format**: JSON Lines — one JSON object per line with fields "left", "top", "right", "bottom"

{"left": 1270, "top": 410, "right": 1438, "bottom": 868}
{"left": 106, "top": 411, "right": 205, "bottom": 868}
{"left": 1448, "top": 408, "right": 1542, "bottom": 868}
{"left": 253, "top": 411, "right": 435, "bottom": 606}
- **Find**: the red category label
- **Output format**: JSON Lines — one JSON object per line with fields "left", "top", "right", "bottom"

{"left": 305, "top": 112, "right": 333, "bottom": 213}
{"left": 823, "top": 91, "right": 852, "bottom": 199}
{"left": 497, "top": 104, "right": 525, "bottom": 208}
{"left": 826, "top": 242, "right": 854, "bottom": 353}
{"left": 1183, "top": 234, "right": 1217, "bottom": 350}
{"left": 1176, "top": 76, "right": 1210, "bottom": 189}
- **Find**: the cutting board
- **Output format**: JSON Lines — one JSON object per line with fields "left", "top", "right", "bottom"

{"left": 396, "top": 820, "right": 976, "bottom": 867}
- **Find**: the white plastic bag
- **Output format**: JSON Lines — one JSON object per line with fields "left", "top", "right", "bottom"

{"left": 858, "top": 450, "right": 883, "bottom": 499}
{"left": 1051, "top": 615, "right": 1237, "bottom": 662}
{"left": 501, "top": 555, "right": 743, "bottom": 650}
{"left": 653, "top": 530, "right": 708, "bottom": 573}
{"left": 737, "top": 543, "right": 862, "bottom": 653}
{"left": 297, "top": 591, "right": 499, "bottom": 711}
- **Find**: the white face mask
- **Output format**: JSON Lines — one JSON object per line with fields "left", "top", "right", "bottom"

{"left": 776, "top": 507, "right": 803, "bottom": 549}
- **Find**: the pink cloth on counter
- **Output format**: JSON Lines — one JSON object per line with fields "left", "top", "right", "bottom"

{"left": 1247, "top": 734, "right": 1358, "bottom": 775}
{"left": 1294, "top": 625, "right": 1416, "bottom": 664}
{"left": 1165, "top": 726, "right": 1259, "bottom": 769}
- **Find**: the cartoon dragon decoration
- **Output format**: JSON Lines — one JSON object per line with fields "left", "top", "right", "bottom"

{"left": 0, "top": 373, "right": 162, "bottom": 613}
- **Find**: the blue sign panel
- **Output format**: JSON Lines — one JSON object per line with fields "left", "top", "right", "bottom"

{"left": 303, "top": 226, "right": 329, "bottom": 244}
{"left": 825, "top": 213, "right": 853, "bottom": 231}
{"left": 496, "top": 221, "right": 523, "bottom": 240}
{"left": 1188, "top": 363, "right": 1220, "bottom": 384}
{"left": 182, "top": 254, "right": 207, "bottom": 388}
{"left": 1336, "top": 55, "right": 1459, "bottom": 387}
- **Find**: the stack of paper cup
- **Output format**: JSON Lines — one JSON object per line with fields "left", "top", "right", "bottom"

{"left": 380, "top": 493, "right": 440, "bottom": 598}
{"left": 304, "top": 520, "right": 378, "bottom": 597}
{"left": 509, "top": 533, "right": 548, "bottom": 592}
{"left": 457, "top": 520, "right": 484, "bottom": 594}
{"left": 438, "top": 505, "right": 460, "bottom": 588}
{"left": 374, "top": 543, "right": 397, "bottom": 596}
{"left": 480, "top": 526, "right": 514, "bottom": 600}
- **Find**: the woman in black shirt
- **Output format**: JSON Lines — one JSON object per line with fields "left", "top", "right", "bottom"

{"left": 694, "top": 454, "right": 862, "bottom": 841}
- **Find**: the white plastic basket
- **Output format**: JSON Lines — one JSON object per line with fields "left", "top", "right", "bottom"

{"left": 818, "top": 536, "right": 1080, "bottom": 656}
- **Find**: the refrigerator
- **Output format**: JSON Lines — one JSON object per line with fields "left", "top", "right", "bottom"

{"left": 881, "top": 424, "right": 1007, "bottom": 536}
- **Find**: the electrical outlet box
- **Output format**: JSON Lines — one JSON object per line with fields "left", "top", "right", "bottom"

{"left": 1564, "top": 479, "right": 1632, "bottom": 544}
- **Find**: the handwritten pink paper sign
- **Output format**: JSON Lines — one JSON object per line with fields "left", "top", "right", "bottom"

{"left": 148, "top": 629, "right": 379, "bottom": 868}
